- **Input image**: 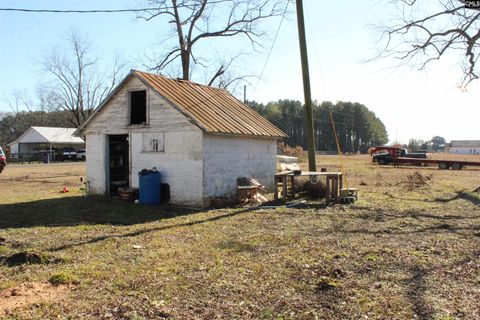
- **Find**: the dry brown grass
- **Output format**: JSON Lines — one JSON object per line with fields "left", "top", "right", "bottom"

{"left": 1, "top": 157, "right": 480, "bottom": 319}
{"left": 0, "top": 163, "right": 85, "bottom": 204}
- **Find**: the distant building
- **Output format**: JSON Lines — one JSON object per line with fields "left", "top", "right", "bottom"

{"left": 8, "top": 126, "right": 85, "bottom": 155}
{"left": 448, "top": 140, "right": 480, "bottom": 154}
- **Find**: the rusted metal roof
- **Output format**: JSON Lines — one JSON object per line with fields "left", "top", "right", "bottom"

{"left": 134, "top": 70, "right": 287, "bottom": 138}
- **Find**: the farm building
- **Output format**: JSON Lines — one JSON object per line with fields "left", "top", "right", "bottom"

{"left": 8, "top": 126, "right": 85, "bottom": 157}
{"left": 448, "top": 140, "right": 480, "bottom": 154}
{"left": 75, "top": 70, "right": 287, "bottom": 207}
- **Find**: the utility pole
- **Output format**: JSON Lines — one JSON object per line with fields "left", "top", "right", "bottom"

{"left": 295, "top": 0, "right": 317, "bottom": 171}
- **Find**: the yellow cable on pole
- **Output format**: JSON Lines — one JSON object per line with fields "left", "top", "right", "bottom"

{"left": 329, "top": 112, "right": 348, "bottom": 189}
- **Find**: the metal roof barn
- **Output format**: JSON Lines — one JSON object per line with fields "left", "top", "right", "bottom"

{"left": 8, "top": 127, "right": 85, "bottom": 156}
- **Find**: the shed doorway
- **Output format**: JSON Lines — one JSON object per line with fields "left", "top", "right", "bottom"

{"left": 108, "top": 135, "right": 129, "bottom": 196}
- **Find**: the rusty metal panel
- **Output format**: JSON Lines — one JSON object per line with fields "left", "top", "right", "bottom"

{"left": 135, "top": 71, "right": 287, "bottom": 138}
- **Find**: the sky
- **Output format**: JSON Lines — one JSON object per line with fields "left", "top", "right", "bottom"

{"left": 0, "top": 0, "right": 479, "bottom": 144}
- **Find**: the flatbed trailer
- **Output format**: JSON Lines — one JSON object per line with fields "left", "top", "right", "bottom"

{"left": 370, "top": 146, "right": 480, "bottom": 170}
{"left": 393, "top": 157, "right": 480, "bottom": 170}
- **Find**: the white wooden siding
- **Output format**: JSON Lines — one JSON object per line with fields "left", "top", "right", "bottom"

{"left": 84, "top": 77, "right": 204, "bottom": 205}
{"left": 84, "top": 77, "right": 198, "bottom": 135}
{"left": 85, "top": 133, "right": 107, "bottom": 194}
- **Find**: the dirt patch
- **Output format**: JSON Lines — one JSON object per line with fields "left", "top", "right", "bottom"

{"left": 400, "top": 172, "right": 432, "bottom": 191}
{"left": 2, "top": 251, "right": 61, "bottom": 267}
{"left": 0, "top": 282, "right": 70, "bottom": 317}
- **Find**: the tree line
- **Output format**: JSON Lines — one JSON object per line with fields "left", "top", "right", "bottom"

{"left": 249, "top": 100, "right": 388, "bottom": 153}
{"left": 407, "top": 136, "right": 446, "bottom": 152}
{"left": 0, "top": 99, "right": 388, "bottom": 154}
{"left": 0, "top": 111, "right": 72, "bottom": 147}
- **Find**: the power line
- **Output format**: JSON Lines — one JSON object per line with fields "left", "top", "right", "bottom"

{"left": 0, "top": 1, "right": 234, "bottom": 14}
{"left": 305, "top": 3, "right": 328, "bottom": 96}
{"left": 251, "top": 1, "right": 289, "bottom": 95}
{"left": 0, "top": 8, "right": 158, "bottom": 14}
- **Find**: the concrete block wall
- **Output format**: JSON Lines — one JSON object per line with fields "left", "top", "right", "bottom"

{"left": 130, "top": 130, "right": 204, "bottom": 207}
{"left": 202, "top": 134, "right": 277, "bottom": 199}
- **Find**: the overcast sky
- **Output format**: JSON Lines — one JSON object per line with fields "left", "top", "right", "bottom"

{"left": 1, "top": 0, "right": 479, "bottom": 144}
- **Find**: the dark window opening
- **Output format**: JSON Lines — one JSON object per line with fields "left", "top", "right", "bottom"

{"left": 130, "top": 90, "right": 146, "bottom": 124}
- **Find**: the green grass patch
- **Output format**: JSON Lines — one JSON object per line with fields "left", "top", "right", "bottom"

{"left": 48, "top": 272, "right": 79, "bottom": 286}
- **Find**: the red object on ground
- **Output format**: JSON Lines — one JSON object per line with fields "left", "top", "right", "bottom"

{"left": 63, "top": 186, "right": 69, "bottom": 193}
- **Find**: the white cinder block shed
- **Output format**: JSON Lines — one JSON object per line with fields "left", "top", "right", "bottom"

{"left": 75, "top": 70, "right": 286, "bottom": 207}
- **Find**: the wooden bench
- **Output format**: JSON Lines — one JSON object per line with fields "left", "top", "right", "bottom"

{"left": 274, "top": 171, "right": 343, "bottom": 204}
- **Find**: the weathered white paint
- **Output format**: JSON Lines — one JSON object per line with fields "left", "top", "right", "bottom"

{"left": 84, "top": 77, "right": 198, "bottom": 135}
{"left": 84, "top": 76, "right": 279, "bottom": 207}
{"left": 202, "top": 134, "right": 277, "bottom": 201}
{"left": 85, "top": 133, "right": 106, "bottom": 194}
{"left": 130, "top": 130, "right": 204, "bottom": 207}
{"left": 84, "top": 76, "right": 205, "bottom": 206}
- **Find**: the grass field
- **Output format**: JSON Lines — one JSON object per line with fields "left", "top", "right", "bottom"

{"left": 1, "top": 156, "right": 480, "bottom": 319}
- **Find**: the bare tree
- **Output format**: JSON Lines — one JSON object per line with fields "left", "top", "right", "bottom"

{"left": 35, "top": 85, "right": 56, "bottom": 114}
{"left": 4, "top": 90, "right": 32, "bottom": 114}
{"left": 139, "top": 0, "right": 288, "bottom": 87}
{"left": 377, "top": 0, "right": 480, "bottom": 86}
{"left": 40, "top": 31, "right": 126, "bottom": 127}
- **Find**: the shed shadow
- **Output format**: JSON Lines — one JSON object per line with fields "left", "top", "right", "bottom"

{"left": 0, "top": 196, "right": 196, "bottom": 229}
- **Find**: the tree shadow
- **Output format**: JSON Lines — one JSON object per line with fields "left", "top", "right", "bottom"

{"left": 332, "top": 207, "right": 480, "bottom": 236}
{"left": 0, "top": 196, "right": 197, "bottom": 229}
{"left": 48, "top": 207, "right": 252, "bottom": 252}
{"left": 1, "top": 173, "right": 79, "bottom": 183}
{"left": 0, "top": 196, "right": 256, "bottom": 253}
{"left": 384, "top": 190, "right": 480, "bottom": 207}
{"left": 406, "top": 266, "right": 434, "bottom": 320}
{"left": 333, "top": 221, "right": 480, "bottom": 236}
{"left": 457, "top": 191, "right": 480, "bottom": 206}
{"left": 432, "top": 191, "right": 480, "bottom": 206}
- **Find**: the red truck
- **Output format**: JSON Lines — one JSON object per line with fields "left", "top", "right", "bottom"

{"left": 0, "top": 147, "right": 6, "bottom": 173}
{"left": 370, "top": 146, "right": 480, "bottom": 170}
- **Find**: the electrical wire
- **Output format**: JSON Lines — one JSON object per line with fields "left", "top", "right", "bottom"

{"left": 304, "top": 3, "right": 328, "bottom": 97}
{"left": 0, "top": 8, "right": 159, "bottom": 13}
{"left": 251, "top": 1, "right": 290, "bottom": 95}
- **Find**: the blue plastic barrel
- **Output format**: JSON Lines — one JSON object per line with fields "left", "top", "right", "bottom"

{"left": 139, "top": 171, "right": 161, "bottom": 205}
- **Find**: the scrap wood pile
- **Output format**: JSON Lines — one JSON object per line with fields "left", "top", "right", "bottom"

{"left": 237, "top": 177, "right": 268, "bottom": 204}
{"left": 401, "top": 172, "right": 432, "bottom": 191}
{"left": 375, "top": 172, "right": 432, "bottom": 191}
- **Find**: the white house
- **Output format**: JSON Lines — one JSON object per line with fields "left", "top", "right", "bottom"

{"left": 75, "top": 70, "right": 286, "bottom": 207}
{"left": 448, "top": 140, "right": 480, "bottom": 154}
{"left": 8, "top": 126, "right": 85, "bottom": 155}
